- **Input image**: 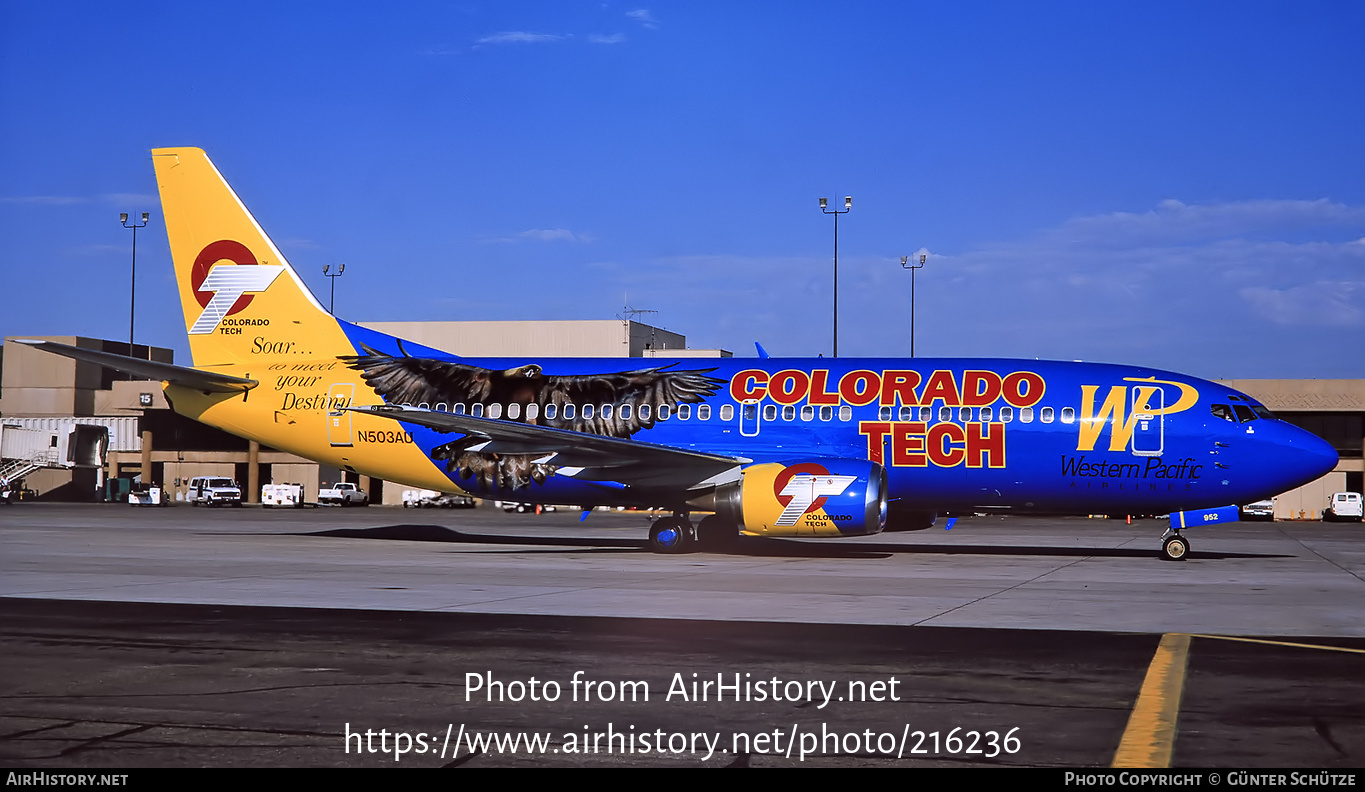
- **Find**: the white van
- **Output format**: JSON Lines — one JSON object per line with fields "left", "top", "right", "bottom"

{"left": 187, "top": 476, "right": 242, "bottom": 507}
{"left": 1324, "top": 492, "right": 1363, "bottom": 522}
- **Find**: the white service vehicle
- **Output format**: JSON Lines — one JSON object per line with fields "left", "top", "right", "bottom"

{"left": 187, "top": 476, "right": 242, "bottom": 507}
{"left": 319, "top": 481, "right": 368, "bottom": 506}
{"left": 127, "top": 486, "right": 166, "bottom": 506}
{"left": 402, "top": 488, "right": 441, "bottom": 507}
{"left": 1324, "top": 492, "right": 1363, "bottom": 522}
{"left": 1239, "top": 499, "right": 1275, "bottom": 521}
{"left": 262, "top": 483, "right": 307, "bottom": 508}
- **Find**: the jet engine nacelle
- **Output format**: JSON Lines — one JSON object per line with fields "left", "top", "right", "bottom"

{"left": 714, "top": 459, "right": 887, "bottom": 538}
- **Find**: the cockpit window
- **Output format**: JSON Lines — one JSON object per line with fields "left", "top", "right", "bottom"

{"left": 1252, "top": 405, "right": 1275, "bottom": 420}
{"left": 1213, "top": 403, "right": 1262, "bottom": 423}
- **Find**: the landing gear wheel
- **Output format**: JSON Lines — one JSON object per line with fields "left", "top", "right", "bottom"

{"left": 1162, "top": 533, "right": 1190, "bottom": 561}
{"left": 694, "top": 515, "right": 737, "bottom": 551}
{"left": 649, "top": 518, "right": 691, "bottom": 554}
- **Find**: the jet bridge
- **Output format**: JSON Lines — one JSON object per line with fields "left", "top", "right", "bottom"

{"left": 1, "top": 422, "right": 111, "bottom": 498}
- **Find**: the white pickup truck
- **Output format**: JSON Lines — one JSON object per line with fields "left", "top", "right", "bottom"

{"left": 318, "top": 482, "right": 369, "bottom": 507}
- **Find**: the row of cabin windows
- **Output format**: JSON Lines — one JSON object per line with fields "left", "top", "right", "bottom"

{"left": 404, "top": 401, "right": 1077, "bottom": 425}
{"left": 874, "top": 404, "right": 1074, "bottom": 424}
{"left": 412, "top": 401, "right": 711, "bottom": 422}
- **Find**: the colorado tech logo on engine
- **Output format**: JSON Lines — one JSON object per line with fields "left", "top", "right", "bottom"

{"left": 188, "top": 240, "right": 284, "bottom": 335}
{"left": 772, "top": 463, "right": 857, "bottom": 527}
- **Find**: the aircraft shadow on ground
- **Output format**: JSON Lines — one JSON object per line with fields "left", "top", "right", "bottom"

{"left": 292, "top": 524, "right": 1286, "bottom": 561}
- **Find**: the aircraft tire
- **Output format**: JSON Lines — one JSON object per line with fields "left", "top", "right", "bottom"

{"left": 1162, "top": 534, "right": 1189, "bottom": 561}
{"left": 650, "top": 519, "right": 690, "bottom": 554}
{"left": 694, "top": 515, "right": 737, "bottom": 551}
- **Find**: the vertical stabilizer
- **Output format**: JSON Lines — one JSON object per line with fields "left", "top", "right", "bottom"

{"left": 151, "top": 147, "right": 351, "bottom": 366}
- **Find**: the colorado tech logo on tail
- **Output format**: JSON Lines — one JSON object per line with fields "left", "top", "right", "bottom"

{"left": 189, "top": 240, "right": 283, "bottom": 335}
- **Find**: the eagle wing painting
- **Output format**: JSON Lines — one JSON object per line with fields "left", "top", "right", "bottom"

{"left": 340, "top": 343, "right": 723, "bottom": 490}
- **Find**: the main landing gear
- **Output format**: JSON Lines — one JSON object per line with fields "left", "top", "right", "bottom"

{"left": 1160, "top": 529, "right": 1190, "bottom": 561}
{"left": 649, "top": 516, "right": 690, "bottom": 554}
{"left": 648, "top": 513, "right": 740, "bottom": 554}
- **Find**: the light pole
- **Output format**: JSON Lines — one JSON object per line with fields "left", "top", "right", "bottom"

{"left": 899, "top": 253, "right": 927, "bottom": 357}
{"left": 819, "top": 195, "right": 851, "bottom": 357}
{"left": 323, "top": 263, "right": 346, "bottom": 314}
{"left": 120, "top": 212, "right": 149, "bottom": 355}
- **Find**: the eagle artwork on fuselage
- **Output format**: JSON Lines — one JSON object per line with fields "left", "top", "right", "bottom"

{"left": 19, "top": 147, "right": 1340, "bottom": 561}
{"left": 341, "top": 341, "right": 722, "bottom": 489}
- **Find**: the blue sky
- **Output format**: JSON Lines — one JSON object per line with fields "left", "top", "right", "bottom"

{"left": 2, "top": 2, "right": 1362, "bottom": 378}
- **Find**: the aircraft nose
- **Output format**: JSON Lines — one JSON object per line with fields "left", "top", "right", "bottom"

{"left": 1279, "top": 423, "right": 1339, "bottom": 488}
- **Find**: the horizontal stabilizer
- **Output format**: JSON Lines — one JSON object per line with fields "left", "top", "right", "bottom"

{"left": 16, "top": 340, "right": 257, "bottom": 393}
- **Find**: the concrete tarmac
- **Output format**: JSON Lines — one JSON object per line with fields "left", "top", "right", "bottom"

{"left": 2, "top": 503, "right": 1363, "bottom": 767}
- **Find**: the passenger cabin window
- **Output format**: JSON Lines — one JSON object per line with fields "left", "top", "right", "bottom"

{"left": 1040, "top": 406, "right": 1054, "bottom": 423}
{"left": 764, "top": 404, "right": 777, "bottom": 421}
{"left": 525, "top": 403, "right": 538, "bottom": 420}
{"left": 819, "top": 406, "right": 833, "bottom": 422}
{"left": 619, "top": 404, "right": 631, "bottom": 421}
{"left": 435, "top": 403, "right": 447, "bottom": 412}
{"left": 678, "top": 405, "right": 691, "bottom": 420}
{"left": 899, "top": 406, "right": 913, "bottom": 421}
{"left": 919, "top": 406, "right": 932, "bottom": 422}
{"left": 488, "top": 403, "right": 503, "bottom": 419}
{"left": 506, "top": 403, "right": 521, "bottom": 420}
{"left": 582, "top": 404, "right": 595, "bottom": 419}
{"left": 958, "top": 407, "right": 971, "bottom": 423}
{"left": 879, "top": 406, "right": 892, "bottom": 421}
{"left": 454, "top": 403, "right": 467, "bottom": 415}
{"left": 939, "top": 406, "right": 952, "bottom": 422}
{"left": 783, "top": 405, "right": 795, "bottom": 421}
{"left": 601, "top": 404, "right": 613, "bottom": 420}
{"left": 1061, "top": 407, "right": 1075, "bottom": 424}
{"left": 839, "top": 406, "right": 852, "bottom": 422}
{"left": 1020, "top": 407, "right": 1033, "bottom": 423}
{"left": 697, "top": 405, "right": 711, "bottom": 421}
{"left": 980, "top": 406, "right": 993, "bottom": 422}
{"left": 563, "top": 403, "right": 576, "bottom": 419}
{"left": 544, "top": 403, "right": 557, "bottom": 419}
{"left": 721, "top": 404, "right": 734, "bottom": 421}
{"left": 658, "top": 405, "right": 670, "bottom": 420}
{"left": 639, "top": 404, "right": 651, "bottom": 421}
{"left": 801, "top": 405, "right": 814, "bottom": 421}
{"left": 1000, "top": 406, "right": 1013, "bottom": 423}
{"left": 471, "top": 403, "right": 485, "bottom": 417}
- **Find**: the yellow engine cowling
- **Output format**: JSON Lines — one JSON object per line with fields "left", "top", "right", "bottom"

{"left": 715, "top": 460, "right": 888, "bottom": 537}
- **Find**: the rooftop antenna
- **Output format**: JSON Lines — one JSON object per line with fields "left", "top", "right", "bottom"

{"left": 618, "top": 296, "right": 659, "bottom": 352}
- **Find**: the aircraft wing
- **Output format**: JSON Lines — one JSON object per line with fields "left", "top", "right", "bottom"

{"left": 350, "top": 404, "right": 747, "bottom": 490}
{"left": 16, "top": 339, "right": 257, "bottom": 393}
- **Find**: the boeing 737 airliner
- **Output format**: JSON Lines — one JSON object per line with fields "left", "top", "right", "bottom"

{"left": 22, "top": 149, "right": 1339, "bottom": 560}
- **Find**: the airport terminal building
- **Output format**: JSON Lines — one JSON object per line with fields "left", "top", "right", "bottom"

{"left": 1, "top": 329, "right": 1359, "bottom": 518}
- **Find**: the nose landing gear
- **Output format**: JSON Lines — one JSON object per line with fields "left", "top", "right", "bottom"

{"left": 1160, "top": 529, "right": 1190, "bottom": 561}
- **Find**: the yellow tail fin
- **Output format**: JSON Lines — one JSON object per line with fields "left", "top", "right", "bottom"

{"left": 152, "top": 147, "right": 351, "bottom": 366}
